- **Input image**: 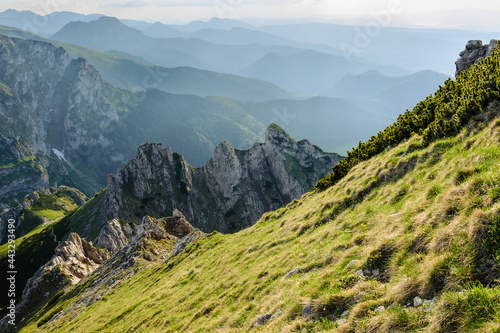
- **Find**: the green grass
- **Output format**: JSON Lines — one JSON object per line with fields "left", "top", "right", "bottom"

{"left": 32, "top": 209, "right": 66, "bottom": 221}
{"left": 18, "top": 110, "right": 500, "bottom": 332}
{"left": 0, "top": 187, "right": 87, "bottom": 309}
{"left": 0, "top": 80, "right": 13, "bottom": 97}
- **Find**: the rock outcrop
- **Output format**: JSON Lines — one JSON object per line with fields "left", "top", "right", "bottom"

{"left": 45, "top": 233, "right": 111, "bottom": 285}
{"left": 171, "top": 229, "right": 206, "bottom": 257}
{"left": 0, "top": 211, "right": 201, "bottom": 332}
{"left": 0, "top": 233, "right": 110, "bottom": 332}
{"left": 42, "top": 214, "right": 201, "bottom": 329}
{"left": 455, "top": 39, "right": 498, "bottom": 76}
{"left": 105, "top": 124, "right": 342, "bottom": 233}
{"left": 96, "top": 213, "right": 195, "bottom": 254}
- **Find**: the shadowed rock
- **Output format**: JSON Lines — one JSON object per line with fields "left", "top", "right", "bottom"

{"left": 455, "top": 39, "right": 498, "bottom": 77}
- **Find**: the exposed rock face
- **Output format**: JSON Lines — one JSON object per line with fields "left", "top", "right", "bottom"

{"left": 106, "top": 124, "right": 342, "bottom": 233}
{"left": 171, "top": 229, "right": 206, "bottom": 257}
{"left": 0, "top": 233, "right": 110, "bottom": 332}
{"left": 456, "top": 39, "right": 498, "bottom": 76}
{"left": 0, "top": 135, "right": 49, "bottom": 210}
{"left": 96, "top": 214, "right": 195, "bottom": 254}
{"left": 49, "top": 233, "right": 111, "bottom": 284}
{"left": 0, "top": 212, "right": 200, "bottom": 332}
{"left": 95, "top": 218, "right": 144, "bottom": 254}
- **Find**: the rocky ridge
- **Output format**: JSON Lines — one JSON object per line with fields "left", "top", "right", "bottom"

{"left": 105, "top": 124, "right": 342, "bottom": 233}
{"left": 0, "top": 232, "right": 110, "bottom": 332}
{"left": 455, "top": 39, "right": 498, "bottom": 76}
{"left": 95, "top": 210, "right": 196, "bottom": 254}
{"left": 0, "top": 211, "right": 200, "bottom": 332}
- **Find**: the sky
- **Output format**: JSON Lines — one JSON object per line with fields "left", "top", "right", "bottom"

{"left": 1, "top": 0, "right": 500, "bottom": 29}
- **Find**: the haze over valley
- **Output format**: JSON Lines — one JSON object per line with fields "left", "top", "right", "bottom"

{"left": 1, "top": 2, "right": 500, "bottom": 332}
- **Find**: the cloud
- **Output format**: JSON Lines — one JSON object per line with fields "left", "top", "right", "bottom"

{"left": 2, "top": 0, "right": 500, "bottom": 27}
{"left": 102, "top": 0, "right": 152, "bottom": 7}
{"left": 100, "top": 0, "right": 221, "bottom": 8}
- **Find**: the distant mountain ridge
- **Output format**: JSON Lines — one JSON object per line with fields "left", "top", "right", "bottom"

{"left": 0, "top": 26, "right": 296, "bottom": 101}
{"left": 50, "top": 16, "right": 310, "bottom": 73}
{"left": 321, "top": 70, "right": 450, "bottom": 113}
{"left": 172, "top": 17, "right": 255, "bottom": 32}
{"left": 49, "top": 15, "right": 404, "bottom": 82}
{"left": 0, "top": 9, "right": 102, "bottom": 37}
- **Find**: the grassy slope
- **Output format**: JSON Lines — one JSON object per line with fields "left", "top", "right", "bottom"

{"left": 0, "top": 187, "right": 88, "bottom": 310}
{"left": 22, "top": 108, "right": 500, "bottom": 332}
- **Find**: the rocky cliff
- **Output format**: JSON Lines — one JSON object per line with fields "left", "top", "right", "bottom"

{"left": 455, "top": 39, "right": 498, "bottom": 76}
{"left": 0, "top": 135, "right": 49, "bottom": 210}
{"left": 105, "top": 124, "right": 342, "bottom": 233}
{"left": 0, "top": 34, "right": 135, "bottom": 199}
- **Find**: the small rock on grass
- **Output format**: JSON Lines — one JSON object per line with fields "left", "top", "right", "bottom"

{"left": 285, "top": 267, "right": 301, "bottom": 279}
{"left": 337, "top": 318, "right": 348, "bottom": 325}
{"left": 345, "top": 260, "right": 359, "bottom": 269}
{"left": 271, "top": 309, "right": 282, "bottom": 319}
{"left": 254, "top": 313, "right": 272, "bottom": 326}
{"left": 301, "top": 305, "right": 313, "bottom": 318}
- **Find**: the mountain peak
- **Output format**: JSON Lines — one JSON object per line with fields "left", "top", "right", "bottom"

{"left": 95, "top": 15, "right": 121, "bottom": 24}
{"left": 265, "top": 123, "right": 296, "bottom": 145}
{"left": 103, "top": 125, "right": 341, "bottom": 233}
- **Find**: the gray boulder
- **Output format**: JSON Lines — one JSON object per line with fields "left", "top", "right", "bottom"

{"left": 455, "top": 39, "right": 498, "bottom": 76}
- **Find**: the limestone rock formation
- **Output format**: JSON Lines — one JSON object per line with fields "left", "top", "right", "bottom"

{"left": 0, "top": 233, "right": 110, "bottom": 331}
{"left": 171, "top": 229, "right": 206, "bottom": 257}
{"left": 455, "top": 39, "right": 498, "bottom": 76}
{"left": 95, "top": 218, "right": 144, "bottom": 254}
{"left": 0, "top": 212, "right": 201, "bottom": 332}
{"left": 49, "top": 233, "right": 111, "bottom": 284}
{"left": 96, "top": 214, "right": 195, "bottom": 254}
{"left": 105, "top": 124, "right": 342, "bottom": 233}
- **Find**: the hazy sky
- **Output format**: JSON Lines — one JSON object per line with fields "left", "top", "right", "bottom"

{"left": 2, "top": 0, "right": 500, "bottom": 28}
